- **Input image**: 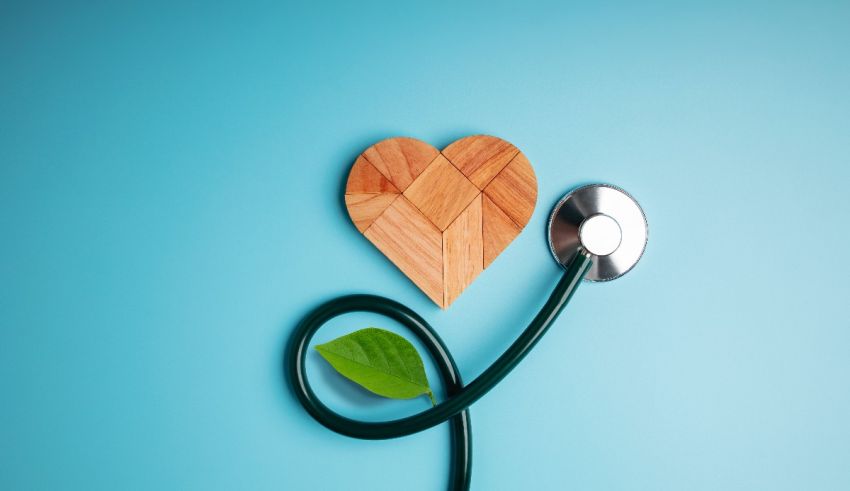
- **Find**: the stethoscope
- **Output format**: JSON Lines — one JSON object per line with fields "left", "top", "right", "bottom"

{"left": 286, "top": 183, "right": 649, "bottom": 491}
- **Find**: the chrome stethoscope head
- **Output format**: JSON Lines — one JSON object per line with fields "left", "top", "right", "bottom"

{"left": 548, "top": 183, "right": 648, "bottom": 281}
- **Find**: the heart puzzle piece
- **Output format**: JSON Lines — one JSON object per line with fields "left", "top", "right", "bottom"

{"left": 344, "top": 135, "right": 537, "bottom": 309}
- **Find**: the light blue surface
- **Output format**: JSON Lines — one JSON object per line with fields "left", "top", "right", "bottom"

{"left": 2, "top": 1, "right": 849, "bottom": 490}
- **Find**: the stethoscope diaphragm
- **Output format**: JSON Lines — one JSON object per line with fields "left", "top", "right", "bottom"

{"left": 548, "top": 183, "right": 648, "bottom": 281}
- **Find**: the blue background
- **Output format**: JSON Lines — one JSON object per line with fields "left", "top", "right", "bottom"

{"left": 2, "top": 1, "right": 849, "bottom": 490}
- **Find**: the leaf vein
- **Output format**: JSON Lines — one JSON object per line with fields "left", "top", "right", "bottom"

{"left": 318, "top": 349, "right": 429, "bottom": 390}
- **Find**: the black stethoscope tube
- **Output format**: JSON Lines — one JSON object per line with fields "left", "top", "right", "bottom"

{"left": 285, "top": 252, "right": 593, "bottom": 490}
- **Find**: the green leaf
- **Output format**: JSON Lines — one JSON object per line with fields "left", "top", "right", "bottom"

{"left": 315, "top": 328, "right": 436, "bottom": 405}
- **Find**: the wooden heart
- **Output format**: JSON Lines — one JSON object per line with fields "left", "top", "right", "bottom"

{"left": 344, "top": 135, "right": 537, "bottom": 309}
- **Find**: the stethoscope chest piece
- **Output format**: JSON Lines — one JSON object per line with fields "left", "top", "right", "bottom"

{"left": 548, "top": 183, "right": 648, "bottom": 281}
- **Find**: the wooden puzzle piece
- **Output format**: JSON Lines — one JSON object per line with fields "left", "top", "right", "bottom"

{"left": 364, "top": 196, "right": 444, "bottom": 306}
{"left": 482, "top": 194, "right": 521, "bottom": 269}
{"left": 403, "top": 154, "right": 480, "bottom": 231}
{"left": 443, "top": 195, "right": 483, "bottom": 307}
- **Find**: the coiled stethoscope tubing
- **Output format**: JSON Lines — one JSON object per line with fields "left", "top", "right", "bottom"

{"left": 285, "top": 184, "right": 648, "bottom": 491}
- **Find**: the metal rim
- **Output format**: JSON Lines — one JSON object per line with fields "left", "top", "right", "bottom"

{"left": 547, "top": 183, "right": 649, "bottom": 282}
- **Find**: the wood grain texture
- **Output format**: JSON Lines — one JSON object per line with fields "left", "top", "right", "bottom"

{"left": 364, "top": 196, "right": 444, "bottom": 307}
{"left": 345, "top": 193, "right": 399, "bottom": 232}
{"left": 362, "top": 137, "right": 439, "bottom": 192}
{"left": 482, "top": 194, "right": 521, "bottom": 269}
{"left": 483, "top": 152, "right": 537, "bottom": 227}
{"left": 443, "top": 195, "right": 483, "bottom": 307}
{"left": 346, "top": 155, "right": 399, "bottom": 194}
{"left": 402, "top": 154, "right": 480, "bottom": 231}
{"left": 345, "top": 136, "right": 537, "bottom": 309}
{"left": 442, "top": 135, "right": 519, "bottom": 190}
